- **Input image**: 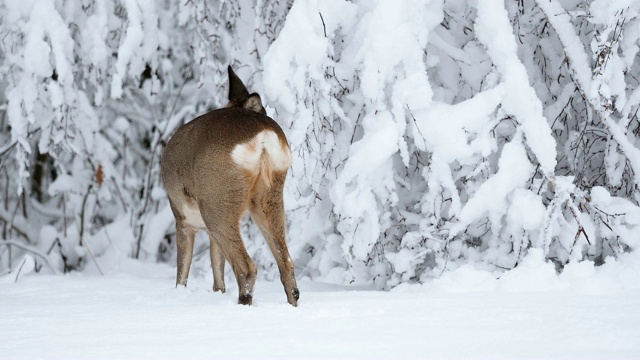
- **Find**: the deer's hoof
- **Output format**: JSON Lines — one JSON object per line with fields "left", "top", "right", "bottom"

{"left": 238, "top": 294, "right": 253, "bottom": 305}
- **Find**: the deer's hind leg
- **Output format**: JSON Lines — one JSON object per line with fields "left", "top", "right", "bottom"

{"left": 249, "top": 171, "right": 299, "bottom": 306}
{"left": 199, "top": 199, "right": 257, "bottom": 305}
{"left": 168, "top": 199, "right": 196, "bottom": 287}
{"left": 209, "top": 234, "right": 226, "bottom": 293}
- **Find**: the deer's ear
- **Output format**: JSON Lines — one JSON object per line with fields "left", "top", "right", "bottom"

{"left": 243, "top": 93, "right": 266, "bottom": 115}
{"left": 228, "top": 66, "right": 250, "bottom": 103}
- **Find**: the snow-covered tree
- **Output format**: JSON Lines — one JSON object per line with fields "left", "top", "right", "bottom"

{"left": 264, "top": 0, "right": 640, "bottom": 287}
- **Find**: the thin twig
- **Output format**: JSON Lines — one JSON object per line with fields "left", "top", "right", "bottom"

{"left": 0, "top": 206, "right": 33, "bottom": 244}
{"left": 14, "top": 256, "right": 29, "bottom": 283}
{"left": 406, "top": 105, "right": 427, "bottom": 148}
{"left": 318, "top": 12, "right": 327, "bottom": 38}
{"left": 572, "top": 226, "right": 590, "bottom": 248}
{"left": 81, "top": 236, "right": 103, "bottom": 276}
{"left": 78, "top": 185, "right": 103, "bottom": 275}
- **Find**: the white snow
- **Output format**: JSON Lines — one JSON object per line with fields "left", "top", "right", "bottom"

{"left": 2, "top": 252, "right": 640, "bottom": 359}
{"left": 455, "top": 133, "right": 533, "bottom": 232}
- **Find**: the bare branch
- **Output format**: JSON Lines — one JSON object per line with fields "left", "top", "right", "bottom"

{"left": 0, "top": 240, "right": 58, "bottom": 274}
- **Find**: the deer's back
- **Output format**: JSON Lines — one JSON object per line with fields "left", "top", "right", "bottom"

{"left": 161, "top": 107, "right": 289, "bottom": 206}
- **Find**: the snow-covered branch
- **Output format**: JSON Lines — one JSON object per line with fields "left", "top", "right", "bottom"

{"left": 535, "top": 0, "right": 640, "bottom": 186}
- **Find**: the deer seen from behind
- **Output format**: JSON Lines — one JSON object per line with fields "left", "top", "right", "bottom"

{"left": 160, "top": 66, "right": 299, "bottom": 306}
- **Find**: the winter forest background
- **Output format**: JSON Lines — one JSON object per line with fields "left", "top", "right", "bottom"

{"left": 1, "top": 0, "right": 640, "bottom": 289}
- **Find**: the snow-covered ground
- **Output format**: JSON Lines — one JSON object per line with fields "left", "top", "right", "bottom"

{"left": 3, "top": 250, "right": 640, "bottom": 359}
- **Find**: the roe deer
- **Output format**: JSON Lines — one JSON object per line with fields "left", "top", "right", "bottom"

{"left": 160, "top": 66, "right": 299, "bottom": 306}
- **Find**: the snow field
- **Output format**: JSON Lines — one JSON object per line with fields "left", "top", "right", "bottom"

{"left": 2, "top": 250, "right": 640, "bottom": 359}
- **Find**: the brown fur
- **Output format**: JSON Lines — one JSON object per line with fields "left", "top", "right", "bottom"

{"left": 160, "top": 66, "right": 299, "bottom": 306}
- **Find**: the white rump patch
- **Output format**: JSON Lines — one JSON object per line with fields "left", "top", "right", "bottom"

{"left": 181, "top": 203, "right": 206, "bottom": 230}
{"left": 231, "top": 130, "right": 291, "bottom": 172}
